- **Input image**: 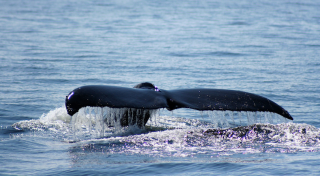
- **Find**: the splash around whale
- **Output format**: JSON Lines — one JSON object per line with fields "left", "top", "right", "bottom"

{"left": 65, "top": 82, "right": 293, "bottom": 127}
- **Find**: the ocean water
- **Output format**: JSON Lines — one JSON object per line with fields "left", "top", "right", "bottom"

{"left": 1, "top": 0, "right": 320, "bottom": 175}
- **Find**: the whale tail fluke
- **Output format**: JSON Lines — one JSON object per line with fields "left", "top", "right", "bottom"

{"left": 65, "top": 83, "right": 293, "bottom": 127}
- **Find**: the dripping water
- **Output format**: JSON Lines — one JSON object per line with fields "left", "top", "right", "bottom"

{"left": 207, "top": 111, "right": 289, "bottom": 128}
{"left": 70, "top": 107, "right": 158, "bottom": 140}
{"left": 69, "top": 106, "right": 289, "bottom": 141}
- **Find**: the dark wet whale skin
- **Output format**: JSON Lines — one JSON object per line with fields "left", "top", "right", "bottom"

{"left": 65, "top": 82, "right": 293, "bottom": 127}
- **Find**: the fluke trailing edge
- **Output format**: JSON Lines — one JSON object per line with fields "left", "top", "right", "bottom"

{"left": 65, "top": 82, "right": 293, "bottom": 127}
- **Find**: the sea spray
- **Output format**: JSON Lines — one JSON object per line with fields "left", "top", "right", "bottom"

{"left": 12, "top": 106, "right": 290, "bottom": 142}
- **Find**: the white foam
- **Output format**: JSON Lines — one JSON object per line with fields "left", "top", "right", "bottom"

{"left": 39, "top": 106, "right": 71, "bottom": 123}
{"left": 12, "top": 106, "right": 291, "bottom": 144}
{"left": 12, "top": 107, "right": 71, "bottom": 131}
{"left": 11, "top": 106, "right": 320, "bottom": 155}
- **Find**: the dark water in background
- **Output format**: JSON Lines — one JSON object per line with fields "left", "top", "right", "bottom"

{"left": 1, "top": 0, "right": 320, "bottom": 175}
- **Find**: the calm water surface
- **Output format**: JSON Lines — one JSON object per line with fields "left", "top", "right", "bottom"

{"left": 1, "top": 0, "right": 320, "bottom": 175}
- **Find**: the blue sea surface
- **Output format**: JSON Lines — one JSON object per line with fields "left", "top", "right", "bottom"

{"left": 1, "top": 0, "right": 320, "bottom": 175}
